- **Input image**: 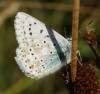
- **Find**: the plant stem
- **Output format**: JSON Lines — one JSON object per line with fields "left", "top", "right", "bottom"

{"left": 71, "top": 0, "right": 80, "bottom": 82}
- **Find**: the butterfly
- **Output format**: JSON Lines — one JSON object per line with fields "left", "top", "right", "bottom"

{"left": 14, "top": 12, "right": 71, "bottom": 79}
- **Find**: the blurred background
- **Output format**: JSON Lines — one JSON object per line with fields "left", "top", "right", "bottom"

{"left": 0, "top": 0, "right": 100, "bottom": 94}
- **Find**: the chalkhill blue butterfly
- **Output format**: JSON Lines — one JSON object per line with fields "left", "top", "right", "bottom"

{"left": 14, "top": 12, "right": 71, "bottom": 79}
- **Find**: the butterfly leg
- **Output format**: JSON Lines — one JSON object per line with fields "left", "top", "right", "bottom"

{"left": 77, "top": 50, "right": 82, "bottom": 64}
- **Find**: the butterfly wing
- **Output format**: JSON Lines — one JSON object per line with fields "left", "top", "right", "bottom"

{"left": 14, "top": 12, "right": 71, "bottom": 79}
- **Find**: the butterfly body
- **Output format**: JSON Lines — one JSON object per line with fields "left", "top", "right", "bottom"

{"left": 14, "top": 12, "right": 71, "bottom": 79}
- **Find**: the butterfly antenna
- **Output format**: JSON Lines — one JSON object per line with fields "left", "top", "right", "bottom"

{"left": 64, "top": 27, "right": 67, "bottom": 38}
{"left": 79, "top": 20, "right": 93, "bottom": 32}
{"left": 66, "top": 65, "right": 69, "bottom": 76}
{"left": 88, "top": 20, "right": 93, "bottom": 25}
{"left": 77, "top": 50, "right": 82, "bottom": 64}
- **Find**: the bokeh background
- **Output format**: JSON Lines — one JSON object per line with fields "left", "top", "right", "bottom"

{"left": 0, "top": 0, "right": 100, "bottom": 94}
